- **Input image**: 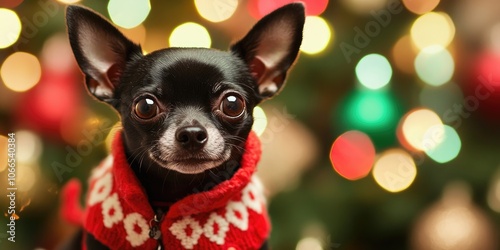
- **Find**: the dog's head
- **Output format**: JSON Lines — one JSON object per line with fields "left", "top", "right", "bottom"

{"left": 66, "top": 4, "right": 304, "bottom": 175}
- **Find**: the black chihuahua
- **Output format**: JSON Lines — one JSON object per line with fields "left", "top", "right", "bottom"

{"left": 62, "top": 3, "right": 304, "bottom": 250}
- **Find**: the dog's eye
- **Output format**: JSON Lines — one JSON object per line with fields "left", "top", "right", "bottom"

{"left": 134, "top": 98, "right": 159, "bottom": 119}
{"left": 220, "top": 93, "right": 245, "bottom": 118}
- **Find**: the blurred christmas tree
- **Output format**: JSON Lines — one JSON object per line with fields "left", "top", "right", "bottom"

{"left": 0, "top": 0, "right": 499, "bottom": 249}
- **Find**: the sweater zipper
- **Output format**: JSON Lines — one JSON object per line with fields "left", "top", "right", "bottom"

{"left": 149, "top": 209, "right": 164, "bottom": 250}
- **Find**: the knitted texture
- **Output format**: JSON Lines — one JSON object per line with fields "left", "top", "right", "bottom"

{"left": 63, "top": 131, "right": 270, "bottom": 249}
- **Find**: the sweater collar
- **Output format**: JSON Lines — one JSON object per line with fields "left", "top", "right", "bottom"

{"left": 110, "top": 131, "right": 262, "bottom": 219}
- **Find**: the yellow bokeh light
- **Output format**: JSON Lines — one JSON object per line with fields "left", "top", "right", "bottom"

{"left": 169, "top": 22, "right": 211, "bottom": 48}
{"left": 0, "top": 8, "right": 21, "bottom": 49}
{"left": 301, "top": 16, "right": 332, "bottom": 55}
{"left": 16, "top": 130, "right": 42, "bottom": 164}
{"left": 105, "top": 122, "right": 122, "bottom": 152}
{"left": 411, "top": 12, "right": 455, "bottom": 50}
{"left": 373, "top": 148, "right": 417, "bottom": 193}
{"left": 195, "top": 0, "right": 238, "bottom": 23}
{"left": 400, "top": 108, "right": 444, "bottom": 151}
{"left": 1, "top": 52, "right": 42, "bottom": 92}
{"left": 252, "top": 106, "right": 267, "bottom": 137}
{"left": 0, "top": 135, "right": 7, "bottom": 172}
{"left": 487, "top": 169, "right": 500, "bottom": 213}
{"left": 17, "top": 164, "right": 36, "bottom": 192}
{"left": 118, "top": 24, "right": 147, "bottom": 46}
{"left": 296, "top": 237, "right": 324, "bottom": 250}
{"left": 391, "top": 35, "right": 418, "bottom": 74}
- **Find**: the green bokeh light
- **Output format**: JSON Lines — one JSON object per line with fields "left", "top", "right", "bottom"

{"left": 108, "top": 0, "right": 151, "bottom": 29}
{"left": 336, "top": 90, "right": 401, "bottom": 147}
{"left": 355, "top": 54, "right": 393, "bottom": 90}
{"left": 415, "top": 45, "right": 454, "bottom": 86}
{"left": 423, "top": 125, "right": 461, "bottom": 163}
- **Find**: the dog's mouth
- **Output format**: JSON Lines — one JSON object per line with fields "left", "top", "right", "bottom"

{"left": 149, "top": 150, "right": 231, "bottom": 174}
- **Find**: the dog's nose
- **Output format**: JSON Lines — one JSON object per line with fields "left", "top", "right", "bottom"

{"left": 175, "top": 126, "right": 208, "bottom": 150}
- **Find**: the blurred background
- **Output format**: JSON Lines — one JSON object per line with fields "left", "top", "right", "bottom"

{"left": 1, "top": 0, "right": 500, "bottom": 249}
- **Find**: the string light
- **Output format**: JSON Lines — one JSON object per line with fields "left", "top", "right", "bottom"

{"left": 108, "top": 0, "right": 151, "bottom": 29}
{"left": 169, "top": 22, "right": 211, "bottom": 48}
{"left": 330, "top": 130, "right": 375, "bottom": 180}
{"left": 1, "top": 52, "right": 42, "bottom": 92}
{"left": 301, "top": 16, "right": 332, "bottom": 55}
{"left": 372, "top": 148, "right": 417, "bottom": 192}
{"left": 0, "top": 8, "right": 21, "bottom": 48}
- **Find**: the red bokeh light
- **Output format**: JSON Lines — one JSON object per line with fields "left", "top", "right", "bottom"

{"left": 247, "top": 0, "right": 328, "bottom": 19}
{"left": 330, "top": 130, "right": 376, "bottom": 181}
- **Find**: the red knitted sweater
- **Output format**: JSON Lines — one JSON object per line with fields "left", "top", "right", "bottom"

{"left": 62, "top": 131, "right": 270, "bottom": 249}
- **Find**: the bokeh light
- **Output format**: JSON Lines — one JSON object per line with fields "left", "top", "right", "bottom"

{"left": 105, "top": 122, "right": 122, "bottom": 152}
{"left": 296, "top": 237, "right": 324, "bottom": 250}
{"left": 300, "top": 16, "right": 332, "bottom": 55}
{"left": 16, "top": 130, "right": 42, "bottom": 164}
{"left": 252, "top": 106, "right": 267, "bottom": 137}
{"left": 398, "top": 108, "right": 443, "bottom": 151}
{"left": 0, "top": 0, "right": 23, "bottom": 8}
{"left": 17, "top": 164, "right": 36, "bottom": 192}
{"left": 195, "top": 0, "right": 238, "bottom": 22}
{"left": 0, "top": 8, "right": 21, "bottom": 48}
{"left": 402, "top": 0, "right": 440, "bottom": 15}
{"left": 487, "top": 169, "right": 500, "bottom": 213}
{"left": 412, "top": 183, "right": 497, "bottom": 250}
{"left": 415, "top": 45, "right": 454, "bottom": 86}
{"left": 391, "top": 35, "right": 417, "bottom": 75}
{"left": 0, "top": 135, "right": 7, "bottom": 172}
{"left": 118, "top": 24, "right": 147, "bottom": 46}
{"left": 330, "top": 130, "right": 375, "bottom": 180}
{"left": 1, "top": 52, "right": 42, "bottom": 92}
{"left": 419, "top": 83, "right": 463, "bottom": 115}
{"left": 108, "top": 0, "right": 151, "bottom": 29}
{"left": 355, "top": 54, "right": 392, "bottom": 89}
{"left": 372, "top": 148, "right": 417, "bottom": 192}
{"left": 340, "top": 90, "right": 399, "bottom": 133}
{"left": 41, "top": 33, "right": 76, "bottom": 74}
{"left": 341, "top": 0, "right": 388, "bottom": 15}
{"left": 411, "top": 12, "right": 455, "bottom": 50}
{"left": 250, "top": 0, "right": 329, "bottom": 18}
{"left": 169, "top": 22, "right": 211, "bottom": 48}
{"left": 57, "top": 0, "right": 81, "bottom": 3}
{"left": 423, "top": 125, "right": 461, "bottom": 163}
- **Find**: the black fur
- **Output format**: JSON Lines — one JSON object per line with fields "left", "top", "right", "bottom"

{"left": 64, "top": 3, "right": 304, "bottom": 249}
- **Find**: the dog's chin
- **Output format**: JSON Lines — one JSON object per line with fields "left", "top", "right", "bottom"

{"left": 149, "top": 152, "right": 231, "bottom": 174}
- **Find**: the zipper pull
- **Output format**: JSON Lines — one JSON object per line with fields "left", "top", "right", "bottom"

{"left": 149, "top": 209, "right": 164, "bottom": 240}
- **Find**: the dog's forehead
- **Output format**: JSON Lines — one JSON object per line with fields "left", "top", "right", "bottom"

{"left": 146, "top": 48, "right": 244, "bottom": 81}
{"left": 129, "top": 48, "right": 251, "bottom": 105}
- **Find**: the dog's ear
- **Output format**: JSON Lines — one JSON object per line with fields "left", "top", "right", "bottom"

{"left": 66, "top": 5, "right": 142, "bottom": 104}
{"left": 231, "top": 3, "right": 305, "bottom": 100}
